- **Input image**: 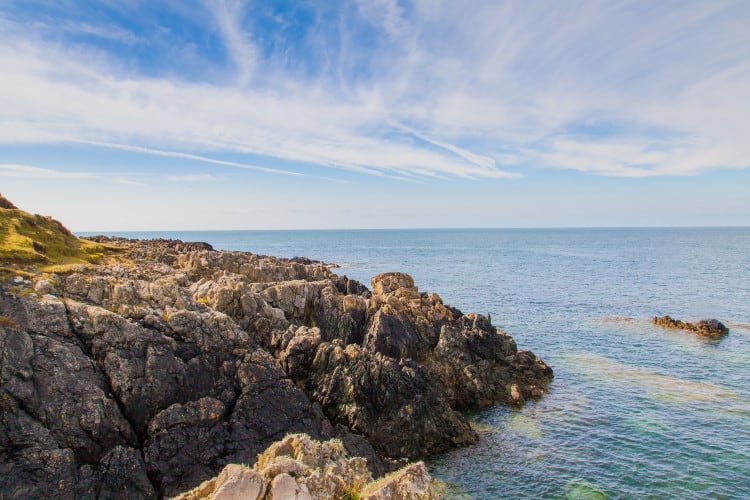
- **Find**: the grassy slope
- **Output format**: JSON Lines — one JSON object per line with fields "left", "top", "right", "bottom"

{"left": 0, "top": 194, "right": 115, "bottom": 272}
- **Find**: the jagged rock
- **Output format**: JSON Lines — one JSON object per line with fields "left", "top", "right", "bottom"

{"left": 0, "top": 326, "right": 136, "bottom": 463}
{"left": 304, "top": 341, "right": 476, "bottom": 459}
{"left": 172, "top": 464, "right": 267, "bottom": 500}
{"left": 360, "top": 462, "right": 434, "bottom": 500}
{"left": 174, "top": 434, "right": 371, "bottom": 500}
{"left": 174, "top": 434, "right": 436, "bottom": 500}
{"left": 144, "top": 398, "right": 230, "bottom": 495}
{"left": 0, "top": 200, "right": 552, "bottom": 497}
{"left": 256, "top": 434, "right": 371, "bottom": 498}
{"left": 220, "top": 349, "right": 332, "bottom": 479}
{"left": 271, "top": 272, "right": 552, "bottom": 460}
{"left": 0, "top": 293, "right": 71, "bottom": 340}
{"left": 273, "top": 325, "right": 323, "bottom": 379}
{"left": 77, "top": 446, "right": 157, "bottom": 499}
{"left": 653, "top": 315, "right": 729, "bottom": 338}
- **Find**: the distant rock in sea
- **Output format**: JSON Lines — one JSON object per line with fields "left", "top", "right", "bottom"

{"left": 652, "top": 315, "right": 729, "bottom": 338}
{"left": 0, "top": 196, "right": 552, "bottom": 498}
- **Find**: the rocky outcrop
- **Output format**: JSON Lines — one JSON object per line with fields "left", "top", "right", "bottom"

{"left": 653, "top": 315, "right": 729, "bottom": 338}
{"left": 1, "top": 198, "right": 552, "bottom": 498}
{"left": 0, "top": 290, "right": 335, "bottom": 498}
{"left": 271, "top": 272, "right": 553, "bottom": 460}
{"left": 174, "top": 433, "right": 435, "bottom": 500}
{"left": 360, "top": 462, "right": 434, "bottom": 500}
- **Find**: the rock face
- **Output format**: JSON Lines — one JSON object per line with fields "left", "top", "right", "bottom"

{"left": 653, "top": 315, "right": 729, "bottom": 338}
{"left": 1, "top": 215, "right": 552, "bottom": 498}
{"left": 360, "top": 462, "right": 433, "bottom": 500}
{"left": 174, "top": 433, "right": 435, "bottom": 500}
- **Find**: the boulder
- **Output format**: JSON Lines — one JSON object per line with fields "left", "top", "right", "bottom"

{"left": 360, "top": 462, "right": 434, "bottom": 500}
{"left": 172, "top": 464, "right": 267, "bottom": 500}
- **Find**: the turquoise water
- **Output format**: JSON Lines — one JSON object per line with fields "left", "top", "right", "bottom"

{"left": 82, "top": 228, "right": 750, "bottom": 498}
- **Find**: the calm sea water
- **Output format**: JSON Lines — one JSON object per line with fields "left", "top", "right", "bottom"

{"left": 82, "top": 228, "right": 750, "bottom": 499}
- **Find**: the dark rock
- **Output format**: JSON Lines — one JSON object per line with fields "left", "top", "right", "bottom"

{"left": 0, "top": 194, "right": 18, "bottom": 209}
{"left": 0, "top": 326, "right": 136, "bottom": 464}
{"left": 144, "top": 397, "right": 229, "bottom": 496}
{"left": 77, "top": 446, "right": 157, "bottom": 499}
{"left": 653, "top": 315, "right": 729, "bottom": 338}
{"left": 305, "top": 342, "right": 477, "bottom": 459}
{"left": 364, "top": 308, "right": 420, "bottom": 359}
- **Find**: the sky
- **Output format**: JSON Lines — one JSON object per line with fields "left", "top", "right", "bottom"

{"left": 1, "top": 0, "right": 749, "bottom": 230}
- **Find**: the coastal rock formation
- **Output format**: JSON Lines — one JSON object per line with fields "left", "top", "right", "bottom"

{"left": 1, "top": 197, "right": 552, "bottom": 498}
{"left": 270, "top": 272, "right": 553, "bottom": 460}
{"left": 360, "top": 462, "right": 434, "bottom": 500}
{"left": 653, "top": 315, "right": 729, "bottom": 338}
{"left": 173, "top": 433, "right": 435, "bottom": 500}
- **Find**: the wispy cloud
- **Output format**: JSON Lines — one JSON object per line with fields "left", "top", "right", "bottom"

{"left": 208, "top": 0, "right": 257, "bottom": 86}
{"left": 0, "top": 164, "right": 96, "bottom": 179}
{"left": 356, "top": 0, "right": 406, "bottom": 38}
{"left": 165, "top": 173, "right": 216, "bottom": 182}
{"left": 60, "top": 20, "right": 140, "bottom": 45}
{"left": 0, "top": 1, "right": 748, "bottom": 180}
{"left": 113, "top": 177, "right": 144, "bottom": 186}
{"left": 71, "top": 139, "right": 307, "bottom": 177}
{"left": 0, "top": 163, "right": 148, "bottom": 186}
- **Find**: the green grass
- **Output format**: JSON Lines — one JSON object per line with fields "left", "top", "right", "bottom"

{"left": 0, "top": 201, "right": 119, "bottom": 272}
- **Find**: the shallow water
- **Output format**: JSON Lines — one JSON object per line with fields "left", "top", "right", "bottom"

{"left": 82, "top": 228, "right": 750, "bottom": 498}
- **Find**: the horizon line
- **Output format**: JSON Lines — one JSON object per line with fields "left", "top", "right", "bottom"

{"left": 75, "top": 225, "right": 750, "bottom": 234}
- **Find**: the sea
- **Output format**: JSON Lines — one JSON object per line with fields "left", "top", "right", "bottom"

{"left": 80, "top": 228, "right": 750, "bottom": 499}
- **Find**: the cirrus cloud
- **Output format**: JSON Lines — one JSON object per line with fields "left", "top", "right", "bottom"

{"left": 0, "top": 0, "right": 748, "bottom": 180}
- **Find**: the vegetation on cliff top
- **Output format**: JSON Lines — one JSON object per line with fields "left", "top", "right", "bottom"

{"left": 0, "top": 193, "right": 116, "bottom": 272}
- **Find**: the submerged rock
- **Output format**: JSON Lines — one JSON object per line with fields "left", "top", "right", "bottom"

{"left": 653, "top": 315, "right": 729, "bottom": 338}
{"left": 0, "top": 196, "right": 552, "bottom": 497}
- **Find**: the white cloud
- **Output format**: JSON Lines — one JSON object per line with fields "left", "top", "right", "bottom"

{"left": 0, "top": 36, "right": 514, "bottom": 179}
{"left": 208, "top": 0, "right": 258, "bottom": 86}
{"left": 356, "top": 0, "right": 406, "bottom": 38}
{"left": 165, "top": 173, "right": 216, "bottom": 182}
{"left": 72, "top": 139, "right": 307, "bottom": 177}
{"left": 0, "top": 164, "right": 96, "bottom": 179}
{"left": 0, "top": 1, "right": 748, "bottom": 179}
{"left": 60, "top": 20, "right": 140, "bottom": 44}
{"left": 113, "top": 177, "right": 144, "bottom": 186}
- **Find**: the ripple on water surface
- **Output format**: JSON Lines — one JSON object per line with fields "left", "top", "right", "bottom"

{"left": 430, "top": 346, "right": 750, "bottom": 498}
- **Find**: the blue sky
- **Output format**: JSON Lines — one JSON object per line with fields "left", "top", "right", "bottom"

{"left": 1, "top": 0, "right": 749, "bottom": 230}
